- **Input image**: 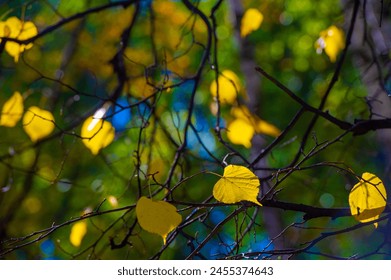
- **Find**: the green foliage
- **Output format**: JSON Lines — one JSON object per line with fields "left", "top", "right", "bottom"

{"left": 0, "top": 0, "right": 390, "bottom": 260}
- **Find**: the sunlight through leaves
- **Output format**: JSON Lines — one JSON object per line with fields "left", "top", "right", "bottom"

{"left": 23, "top": 106, "right": 55, "bottom": 142}
{"left": 213, "top": 165, "right": 262, "bottom": 206}
{"left": 136, "top": 196, "right": 182, "bottom": 245}
{"left": 349, "top": 172, "right": 387, "bottom": 228}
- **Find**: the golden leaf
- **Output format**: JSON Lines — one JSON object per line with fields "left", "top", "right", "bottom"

{"left": 315, "top": 25, "right": 345, "bottom": 63}
{"left": 213, "top": 165, "right": 262, "bottom": 206}
{"left": 70, "top": 221, "right": 87, "bottom": 247}
{"left": 227, "top": 118, "right": 255, "bottom": 148}
{"left": 136, "top": 196, "right": 182, "bottom": 244}
{"left": 0, "top": 17, "right": 38, "bottom": 62}
{"left": 81, "top": 116, "right": 115, "bottom": 155}
{"left": 210, "top": 70, "right": 241, "bottom": 104}
{"left": 23, "top": 106, "right": 55, "bottom": 142}
{"left": 232, "top": 106, "right": 281, "bottom": 137}
{"left": 241, "top": 8, "right": 264, "bottom": 37}
{"left": 0, "top": 91, "right": 24, "bottom": 127}
{"left": 349, "top": 172, "right": 387, "bottom": 228}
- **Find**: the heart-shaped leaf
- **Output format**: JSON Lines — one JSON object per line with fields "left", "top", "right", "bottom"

{"left": 349, "top": 172, "right": 387, "bottom": 228}
{"left": 213, "top": 165, "right": 262, "bottom": 206}
{"left": 23, "top": 106, "right": 55, "bottom": 142}
{"left": 81, "top": 116, "right": 115, "bottom": 155}
{"left": 136, "top": 196, "right": 182, "bottom": 244}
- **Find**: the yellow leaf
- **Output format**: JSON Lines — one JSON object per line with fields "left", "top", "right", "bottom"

{"left": 349, "top": 172, "right": 387, "bottom": 228}
{"left": 227, "top": 118, "right": 255, "bottom": 148}
{"left": 210, "top": 70, "right": 241, "bottom": 104}
{"left": 256, "top": 119, "right": 281, "bottom": 137}
{"left": 0, "top": 91, "right": 24, "bottom": 127}
{"left": 70, "top": 221, "right": 87, "bottom": 247}
{"left": 23, "top": 106, "right": 55, "bottom": 142}
{"left": 241, "top": 8, "right": 263, "bottom": 37}
{"left": 315, "top": 25, "right": 345, "bottom": 63}
{"left": 213, "top": 165, "right": 262, "bottom": 206}
{"left": 0, "top": 17, "right": 38, "bottom": 62}
{"left": 136, "top": 196, "right": 182, "bottom": 244}
{"left": 231, "top": 106, "right": 281, "bottom": 137}
{"left": 81, "top": 116, "right": 115, "bottom": 155}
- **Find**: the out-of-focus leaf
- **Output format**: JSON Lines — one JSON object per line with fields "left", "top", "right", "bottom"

{"left": 227, "top": 106, "right": 281, "bottom": 148}
{"left": 81, "top": 116, "right": 115, "bottom": 155}
{"left": 315, "top": 25, "right": 345, "bottom": 62}
{"left": 210, "top": 70, "right": 241, "bottom": 104}
{"left": 70, "top": 221, "right": 87, "bottom": 247}
{"left": 241, "top": 8, "right": 263, "bottom": 37}
{"left": 136, "top": 196, "right": 182, "bottom": 244}
{"left": 227, "top": 118, "right": 255, "bottom": 148}
{"left": 23, "top": 106, "right": 55, "bottom": 142}
{"left": 232, "top": 106, "right": 281, "bottom": 137}
{"left": 0, "top": 17, "right": 38, "bottom": 62}
{"left": 349, "top": 172, "right": 387, "bottom": 228}
{"left": 0, "top": 91, "right": 24, "bottom": 127}
{"left": 213, "top": 165, "right": 262, "bottom": 206}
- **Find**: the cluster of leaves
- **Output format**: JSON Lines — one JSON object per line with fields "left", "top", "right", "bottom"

{"left": 0, "top": 0, "right": 390, "bottom": 260}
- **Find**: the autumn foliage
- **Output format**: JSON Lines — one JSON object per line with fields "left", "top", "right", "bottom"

{"left": 0, "top": 0, "right": 390, "bottom": 260}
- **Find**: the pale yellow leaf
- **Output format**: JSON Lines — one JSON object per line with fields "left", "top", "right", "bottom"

{"left": 0, "top": 91, "right": 24, "bottom": 127}
{"left": 81, "top": 116, "right": 115, "bottom": 155}
{"left": 315, "top": 25, "right": 345, "bottom": 63}
{"left": 349, "top": 172, "right": 387, "bottom": 228}
{"left": 213, "top": 165, "right": 262, "bottom": 206}
{"left": 23, "top": 106, "right": 55, "bottom": 142}
{"left": 210, "top": 70, "right": 241, "bottom": 104}
{"left": 241, "top": 8, "right": 264, "bottom": 37}
{"left": 70, "top": 221, "right": 87, "bottom": 247}
{"left": 136, "top": 196, "right": 182, "bottom": 244}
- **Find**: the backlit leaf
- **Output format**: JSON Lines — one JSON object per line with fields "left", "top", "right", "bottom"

{"left": 0, "top": 91, "right": 24, "bottom": 127}
{"left": 315, "top": 25, "right": 345, "bottom": 63}
{"left": 213, "top": 165, "right": 262, "bottom": 206}
{"left": 23, "top": 106, "right": 55, "bottom": 142}
{"left": 349, "top": 172, "right": 387, "bottom": 228}
{"left": 227, "top": 118, "right": 255, "bottom": 148}
{"left": 232, "top": 106, "right": 281, "bottom": 137}
{"left": 210, "top": 70, "right": 241, "bottom": 104}
{"left": 227, "top": 106, "right": 281, "bottom": 148}
{"left": 70, "top": 221, "right": 87, "bottom": 247}
{"left": 241, "top": 8, "right": 263, "bottom": 37}
{"left": 81, "top": 116, "right": 115, "bottom": 155}
{"left": 0, "top": 17, "right": 38, "bottom": 62}
{"left": 136, "top": 196, "right": 182, "bottom": 244}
